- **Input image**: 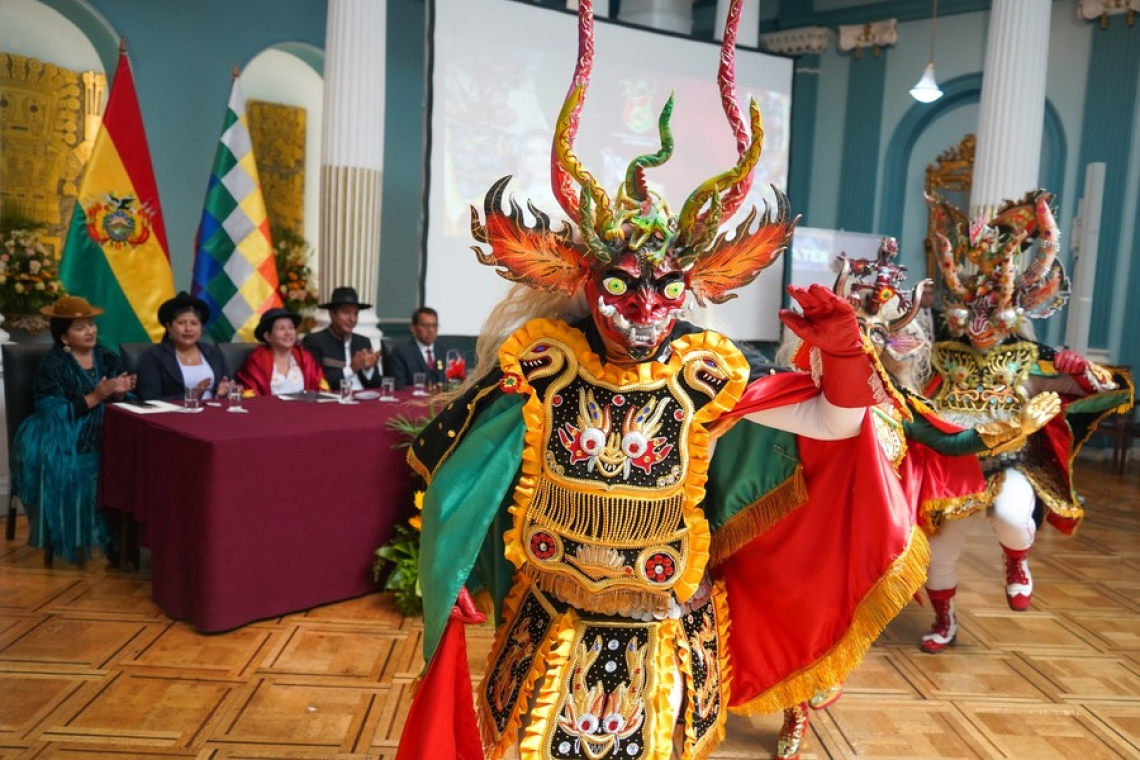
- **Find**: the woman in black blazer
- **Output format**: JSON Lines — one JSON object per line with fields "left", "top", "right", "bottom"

{"left": 137, "top": 292, "right": 233, "bottom": 401}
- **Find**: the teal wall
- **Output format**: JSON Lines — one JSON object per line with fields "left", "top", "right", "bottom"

{"left": 798, "top": 1, "right": 1136, "bottom": 363}
{"left": 75, "top": 0, "right": 328, "bottom": 292}
{"left": 27, "top": 0, "right": 1140, "bottom": 364}
{"left": 378, "top": 0, "right": 428, "bottom": 329}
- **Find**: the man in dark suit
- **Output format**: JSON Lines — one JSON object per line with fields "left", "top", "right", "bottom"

{"left": 390, "top": 307, "right": 447, "bottom": 389}
{"left": 302, "top": 286, "right": 383, "bottom": 390}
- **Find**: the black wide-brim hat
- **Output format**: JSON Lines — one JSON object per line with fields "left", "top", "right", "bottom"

{"left": 158, "top": 291, "right": 211, "bottom": 326}
{"left": 318, "top": 286, "right": 372, "bottom": 311}
{"left": 254, "top": 307, "right": 302, "bottom": 343}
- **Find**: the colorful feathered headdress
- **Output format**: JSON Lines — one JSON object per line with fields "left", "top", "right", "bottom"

{"left": 927, "top": 190, "right": 1069, "bottom": 350}
{"left": 469, "top": 0, "right": 796, "bottom": 308}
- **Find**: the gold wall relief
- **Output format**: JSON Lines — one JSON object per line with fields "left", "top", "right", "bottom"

{"left": 924, "top": 134, "right": 975, "bottom": 284}
{"left": 0, "top": 52, "right": 105, "bottom": 256}
{"left": 248, "top": 99, "right": 306, "bottom": 236}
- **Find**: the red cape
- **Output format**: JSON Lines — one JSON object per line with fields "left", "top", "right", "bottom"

{"left": 717, "top": 372, "right": 927, "bottom": 712}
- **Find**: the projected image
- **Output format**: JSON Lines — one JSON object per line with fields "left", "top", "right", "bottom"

{"left": 428, "top": 0, "right": 795, "bottom": 339}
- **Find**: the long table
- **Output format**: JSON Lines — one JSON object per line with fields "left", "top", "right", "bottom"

{"left": 99, "top": 393, "right": 423, "bottom": 632}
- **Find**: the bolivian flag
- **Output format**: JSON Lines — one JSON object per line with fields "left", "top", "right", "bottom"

{"left": 190, "top": 74, "right": 280, "bottom": 343}
{"left": 60, "top": 45, "right": 175, "bottom": 348}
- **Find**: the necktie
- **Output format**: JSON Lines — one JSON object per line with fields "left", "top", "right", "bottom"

{"left": 426, "top": 348, "right": 434, "bottom": 369}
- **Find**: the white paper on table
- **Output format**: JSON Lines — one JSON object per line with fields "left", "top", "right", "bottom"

{"left": 114, "top": 400, "right": 197, "bottom": 414}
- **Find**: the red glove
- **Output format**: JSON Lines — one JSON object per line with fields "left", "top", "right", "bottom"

{"left": 1054, "top": 349, "right": 1094, "bottom": 392}
{"left": 452, "top": 586, "right": 486, "bottom": 625}
{"left": 780, "top": 284, "right": 881, "bottom": 407}
{"left": 779, "top": 284, "right": 864, "bottom": 357}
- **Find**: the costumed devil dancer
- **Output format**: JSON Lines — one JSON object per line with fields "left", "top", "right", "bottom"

{"left": 919, "top": 190, "right": 1134, "bottom": 654}
{"left": 772, "top": 237, "right": 1063, "bottom": 759}
{"left": 395, "top": 2, "right": 929, "bottom": 758}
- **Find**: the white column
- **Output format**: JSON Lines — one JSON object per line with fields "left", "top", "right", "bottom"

{"left": 970, "top": 0, "right": 1051, "bottom": 218}
{"left": 319, "top": 0, "right": 386, "bottom": 345}
{"left": 618, "top": 0, "right": 694, "bottom": 35}
{"left": 714, "top": 0, "right": 760, "bottom": 47}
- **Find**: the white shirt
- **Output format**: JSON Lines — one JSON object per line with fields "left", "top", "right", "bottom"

{"left": 178, "top": 362, "right": 215, "bottom": 399}
{"left": 416, "top": 340, "right": 437, "bottom": 373}
{"left": 339, "top": 335, "right": 379, "bottom": 390}
{"left": 270, "top": 353, "right": 306, "bottom": 396}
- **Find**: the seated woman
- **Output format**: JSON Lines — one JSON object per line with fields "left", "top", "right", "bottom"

{"left": 236, "top": 307, "right": 326, "bottom": 396}
{"left": 136, "top": 291, "right": 232, "bottom": 401}
{"left": 12, "top": 296, "right": 136, "bottom": 565}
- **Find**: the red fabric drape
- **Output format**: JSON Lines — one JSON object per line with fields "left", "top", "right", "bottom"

{"left": 396, "top": 611, "right": 483, "bottom": 760}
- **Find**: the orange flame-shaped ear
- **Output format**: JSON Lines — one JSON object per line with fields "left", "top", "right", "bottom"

{"left": 470, "top": 177, "right": 590, "bottom": 297}
{"left": 688, "top": 187, "right": 797, "bottom": 306}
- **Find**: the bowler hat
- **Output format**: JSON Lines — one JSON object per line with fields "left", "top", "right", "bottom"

{"left": 158, "top": 291, "right": 211, "bottom": 325}
{"left": 318, "top": 286, "right": 372, "bottom": 311}
{"left": 39, "top": 295, "right": 104, "bottom": 319}
{"left": 254, "top": 308, "right": 302, "bottom": 343}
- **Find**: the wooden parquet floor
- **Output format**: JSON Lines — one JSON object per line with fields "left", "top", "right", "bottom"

{"left": 2, "top": 458, "right": 1139, "bottom": 759}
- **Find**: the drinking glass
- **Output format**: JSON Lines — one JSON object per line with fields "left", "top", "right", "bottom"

{"left": 227, "top": 383, "right": 244, "bottom": 412}
{"left": 184, "top": 385, "right": 203, "bottom": 410}
{"left": 339, "top": 377, "right": 355, "bottom": 403}
{"left": 380, "top": 376, "right": 396, "bottom": 402}
{"left": 413, "top": 372, "right": 428, "bottom": 397}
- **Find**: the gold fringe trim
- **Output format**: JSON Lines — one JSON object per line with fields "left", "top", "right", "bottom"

{"left": 498, "top": 319, "right": 749, "bottom": 606}
{"left": 519, "top": 564, "right": 675, "bottom": 618}
{"left": 921, "top": 490, "right": 988, "bottom": 535}
{"left": 729, "top": 527, "right": 930, "bottom": 715}
{"left": 529, "top": 478, "right": 686, "bottom": 544}
{"left": 708, "top": 468, "right": 808, "bottom": 567}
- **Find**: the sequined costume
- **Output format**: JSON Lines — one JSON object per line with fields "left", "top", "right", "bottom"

{"left": 921, "top": 190, "right": 1133, "bottom": 635}
{"left": 395, "top": 2, "right": 929, "bottom": 757}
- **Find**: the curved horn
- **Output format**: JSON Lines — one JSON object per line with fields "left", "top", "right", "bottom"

{"left": 933, "top": 232, "right": 967, "bottom": 300}
{"left": 623, "top": 93, "right": 676, "bottom": 205}
{"left": 1016, "top": 193, "right": 1060, "bottom": 291}
{"left": 677, "top": 100, "right": 764, "bottom": 248}
{"left": 714, "top": 0, "right": 754, "bottom": 220}
{"left": 551, "top": 0, "right": 601, "bottom": 221}
{"left": 832, "top": 256, "right": 852, "bottom": 298}
{"left": 888, "top": 278, "right": 929, "bottom": 333}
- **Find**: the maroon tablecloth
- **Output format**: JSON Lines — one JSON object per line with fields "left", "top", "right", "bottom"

{"left": 99, "top": 393, "right": 425, "bottom": 632}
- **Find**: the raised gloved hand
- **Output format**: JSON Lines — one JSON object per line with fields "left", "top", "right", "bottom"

{"left": 1020, "top": 391, "right": 1062, "bottom": 435}
{"left": 779, "top": 284, "right": 864, "bottom": 357}
{"left": 1054, "top": 350, "right": 1088, "bottom": 376}
{"left": 780, "top": 284, "right": 881, "bottom": 408}
{"left": 1053, "top": 349, "right": 1097, "bottom": 392}
{"left": 975, "top": 392, "right": 1062, "bottom": 455}
{"left": 451, "top": 586, "right": 487, "bottom": 625}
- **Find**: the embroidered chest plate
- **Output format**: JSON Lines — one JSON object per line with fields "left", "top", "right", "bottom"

{"left": 499, "top": 320, "right": 747, "bottom": 615}
{"left": 931, "top": 341, "right": 1037, "bottom": 423}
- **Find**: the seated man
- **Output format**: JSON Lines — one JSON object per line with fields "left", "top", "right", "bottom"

{"left": 301, "top": 286, "right": 382, "bottom": 391}
{"left": 390, "top": 307, "right": 446, "bottom": 389}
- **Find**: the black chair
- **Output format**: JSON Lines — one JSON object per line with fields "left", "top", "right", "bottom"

{"left": 117, "top": 342, "right": 154, "bottom": 374}
{"left": 217, "top": 342, "right": 258, "bottom": 379}
{"left": 3, "top": 344, "right": 52, "bottom": 552}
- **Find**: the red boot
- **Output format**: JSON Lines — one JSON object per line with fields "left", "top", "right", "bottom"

{"left": 1002, "top": 545, "right": 1033, "bottom": 611}
{"left": 920, "top": 587, "right": 958, "bottom": 653}
{"left": 776, "top": 703, "right": 810, "bottom": 760}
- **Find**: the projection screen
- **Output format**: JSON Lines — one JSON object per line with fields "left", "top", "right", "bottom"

{"left": 424, "top": 0, "right": 794, "bottom": 340}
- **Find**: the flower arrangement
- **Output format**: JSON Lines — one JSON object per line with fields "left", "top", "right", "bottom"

{"left": 373, "top": 491, "right": 425, "bottom": 616}
{"left": 0, "top": 221, "right": 66, "bottom": 316}
{"left": 271, "top": 226, "right": 319, "bottom": 314}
